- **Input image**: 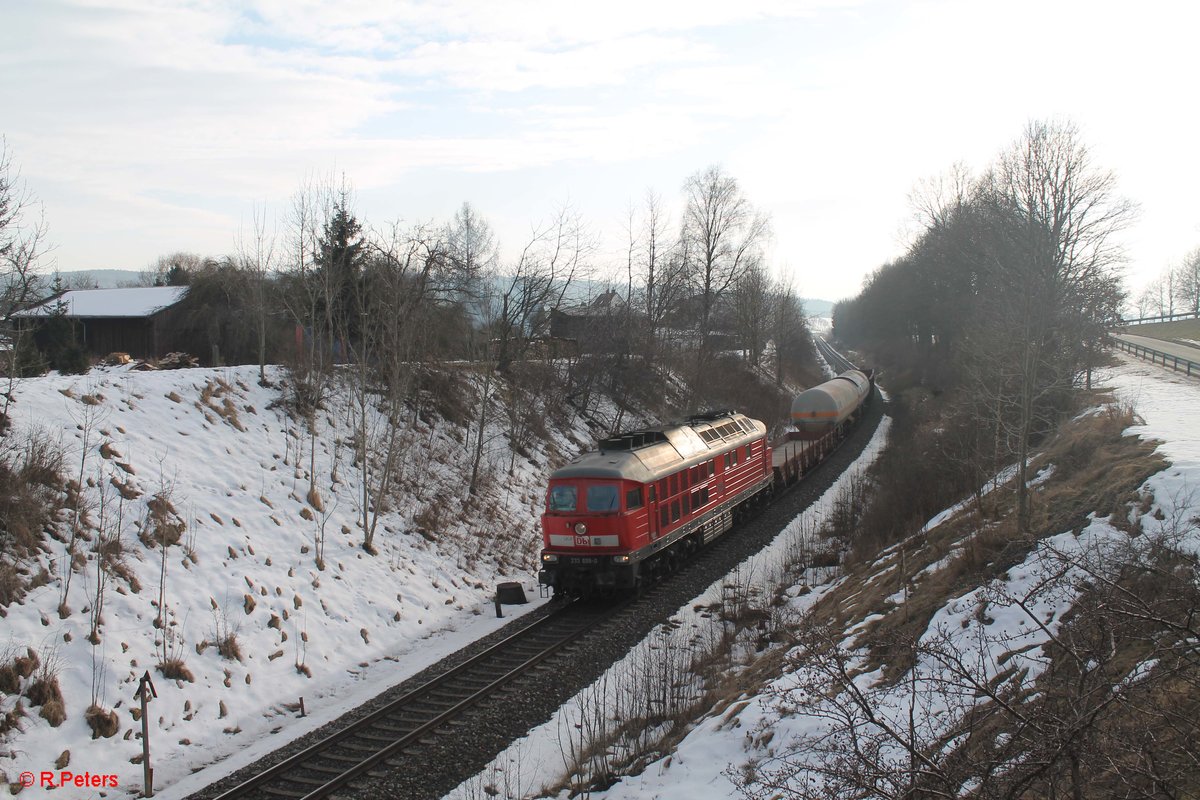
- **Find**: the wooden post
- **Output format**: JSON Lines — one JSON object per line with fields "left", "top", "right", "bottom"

{"left": 137, "top": 671, "right": 157, "bottom": 797}
{"left": 494, "top": 592, "right": 503, "bottom": 619}
{"left": 299, "top": 697, "right": 306, "bottom": 717}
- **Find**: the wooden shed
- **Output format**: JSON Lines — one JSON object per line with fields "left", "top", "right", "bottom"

{"left": 13, "top": 286, "right": 189, "bottom": 360}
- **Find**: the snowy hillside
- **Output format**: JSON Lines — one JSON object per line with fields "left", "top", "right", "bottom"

{"left": 449, "top": 354, "right": 1200, "bottom": 799}
{"left": 0, "top": 363, "right": 610, "bottom": 798}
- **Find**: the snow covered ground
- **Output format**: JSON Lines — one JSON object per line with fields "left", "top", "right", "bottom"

{"left": 445, "top": 353, "right": 1199, "bottom": 800}
{"left": 0, "top": 364, "right": 578, "bottom": 798}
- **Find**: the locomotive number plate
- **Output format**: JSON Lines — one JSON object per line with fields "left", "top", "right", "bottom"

{"left": 574, "top": 536, "right": 590, "bottom": 547}
{"left": 572, "top": 557, "right": 598, "bottom": 564}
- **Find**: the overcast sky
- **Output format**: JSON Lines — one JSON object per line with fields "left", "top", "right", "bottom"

{"left": 2, "top": 0, "right": 1197, "bottom": 303}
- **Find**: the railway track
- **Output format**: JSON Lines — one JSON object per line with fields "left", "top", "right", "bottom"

{"left": 209, "top": 602, "right": 615, "bottom": 800}
{"left": 814, "top": 336, "right": 857, "bottom": 373}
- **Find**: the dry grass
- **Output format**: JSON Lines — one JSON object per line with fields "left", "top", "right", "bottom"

{"left": 0, "top": 431, "right": 65, "bottom": 606}
{"left": 817, "top": 400, "right": 1165, "bottom": 683}
{"left": 158, "top": 658, "right": 194, "bottom": 682}
{"left": 140, "top": 493, "right": 186, "bottom": 547}
{"left": 85, "top": 704, "right": 119, "bottom": 739}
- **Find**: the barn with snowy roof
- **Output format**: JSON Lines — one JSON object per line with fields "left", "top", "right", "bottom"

{"left": 13, "top": 286, "right": 189, "bottom": 360}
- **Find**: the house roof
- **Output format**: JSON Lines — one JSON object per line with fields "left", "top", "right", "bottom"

{"left": 13, "top": 286, "right": 188, "bottom": 319}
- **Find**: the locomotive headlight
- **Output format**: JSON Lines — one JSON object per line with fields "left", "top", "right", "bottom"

{"left": 574, "top": 522, "right": 588, "bottom": 535}
{"left": 542, "top": 553, "right": 558, "bottom": 563}
{"left": 613, "top": 554, "right": 631, "bottom": 563}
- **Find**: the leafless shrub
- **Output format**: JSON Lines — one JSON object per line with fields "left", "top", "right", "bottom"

{"left": 212, "top": 606, "right": 242, "bottom": 662}
{"left": 157, "top": 626, "right": 194, "bottom": 683}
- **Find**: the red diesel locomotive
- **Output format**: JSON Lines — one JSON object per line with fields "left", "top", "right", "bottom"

{"left": 538, "top": 410, "right": 773, "bottom": 596}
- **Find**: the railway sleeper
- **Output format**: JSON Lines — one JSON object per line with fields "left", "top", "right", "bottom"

{"left": 370, "top": 721, "right": 419, "bottom": 736}
{"left": 320, "top": 749, "right": 376, "bottom": 764}
{"left": 299, "top": 762, "right": 347, "bottom": 777}
{"left": 270, "top": 773, "right": 330, "bottom": 788}
{"left": 356, "top": 729, "right": 414, "bottom": 745}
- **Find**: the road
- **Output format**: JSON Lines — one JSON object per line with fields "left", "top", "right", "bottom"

{"left": 1112, "top": 333, "right": 1200, "bottom": 364}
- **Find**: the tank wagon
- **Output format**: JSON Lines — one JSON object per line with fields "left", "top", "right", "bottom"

{"left": 790, "top": 370, "right": 872, "bottom": 440}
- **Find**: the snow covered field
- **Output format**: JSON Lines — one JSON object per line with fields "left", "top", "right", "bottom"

{"left": 0, "top": 364, "right": 573, "bottom": 798}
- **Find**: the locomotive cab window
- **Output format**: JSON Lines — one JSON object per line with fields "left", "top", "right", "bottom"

{"left": 625, "top": 487, "right": 643, "bottom": 510}
{"left": 586, "top": 484, "right": 620, "bottom": 512}
{"left": 548, "top": 485, "right": 577, "bottom": 512}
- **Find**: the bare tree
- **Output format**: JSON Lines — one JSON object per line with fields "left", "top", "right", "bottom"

{"left": 491, "top": 204, "right": 593, "bottom": 372}
{"left": 733, "top": 263, "right": 772, "bottom": 368}
{"left": 235, "top": 206, "right": 278, "bottom": 384}
{"left": 140, "top": 251, "right": 203, "bottom": 287}
{"left": 0, "top": 138, "right": 51, "bottom": 416}
{"left": 631, "top": 189, "right": 688, "bottom": 363}
{"left": 680, "top": 165, "right": 771, "bottom": 365}
{"left": 346, "top": 221, "right": 446, "bottom": 552}
{"left": 1175, "top": 246, "right": 1200, "bottom": 314}
{"left": 979, "top": 120, "right": 1132, "bottom": 531}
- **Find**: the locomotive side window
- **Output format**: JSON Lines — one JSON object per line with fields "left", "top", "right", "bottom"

{"left": 586, "top": 485, "right": 619, "bottom": 512}
{"left": 708, "top": 459, "right": 715, "bottom": 476}
{"left": 682, "top": 493, "right": 690, "bottom": 515}
{"left": 625, "top": 487, "right": 643, "bottom": 510}
{"left": 671, "top": 500, "right": 681, "bottom": 522}
{"left": 690, "top": 489, "right": 701, "bottom": 510}
{"left": 670, "top": 474, "right": 678, "bottom": 496}
{"left": 732, "top": 449, "right": 739, "bottom": 466}
{"left": 660, "top": 507, "right": 670, "bottom": 527}
{"left": 548, "top": 485, "right": 577, "bottom": 512}
{"left": 658, "top": 478, "right": 668, "bottom": 499}
{"left": 682, "top": 470, "right": 689, "bottom": 491}
{"left": 700, "top": 487, "right": 709, "bottom": 505}
{"left": 648, "top": 484, "right": 656, "bottom": 503}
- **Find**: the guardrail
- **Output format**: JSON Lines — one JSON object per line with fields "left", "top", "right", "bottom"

{"left": 1110, "top": 336, "right": 1199, "bottom": 377}
{"left": 1121, "top": 310, "right": 1200, "bottom": 325}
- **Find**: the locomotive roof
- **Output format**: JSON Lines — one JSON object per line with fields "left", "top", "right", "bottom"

{"left": 551, "top": 411, "right": 766, "bottom": 483}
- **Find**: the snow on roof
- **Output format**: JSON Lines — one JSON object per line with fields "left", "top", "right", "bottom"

{"left": 13, "top": 286, "right": 188, "bottom": 318}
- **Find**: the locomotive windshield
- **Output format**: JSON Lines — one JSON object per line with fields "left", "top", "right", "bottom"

{"left": 548, "top": 485, "right": 577, "bottom": 512}
{"left": 586, "top": 484, "right": 619, "bottom": 512}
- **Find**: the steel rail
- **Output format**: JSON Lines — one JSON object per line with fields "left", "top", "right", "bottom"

{"left": 210, "top": 602, "right": 611, "bottom": 800}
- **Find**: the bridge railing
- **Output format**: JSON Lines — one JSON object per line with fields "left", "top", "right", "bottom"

{"left": 1109, "top": 336, "right": 1199, "bottom": 377}
{"left": 1121, "top": 310, "right": 1200, "bottom": 326}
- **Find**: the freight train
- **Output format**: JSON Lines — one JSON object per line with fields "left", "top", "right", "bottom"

{"left": 538, "top": 366, "right": 874, "bottom": 597}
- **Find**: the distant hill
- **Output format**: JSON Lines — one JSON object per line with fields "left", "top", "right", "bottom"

{"left": 803, "top": 298, "right": 834, "bottom": 317}
{"left": 56, "top": 268, "right": 145, "bottom": 288}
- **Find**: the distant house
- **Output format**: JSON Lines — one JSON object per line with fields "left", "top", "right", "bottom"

{"left": 549, "top": 290, "right": 634, "bottom": 347}
{"left": 12, "top": 286, "right": 189, "bottom": 360}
